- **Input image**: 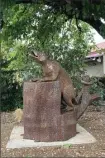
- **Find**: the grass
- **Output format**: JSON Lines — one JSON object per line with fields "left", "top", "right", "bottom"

{"left": 63, "top": 144, "right": 72, "bottom": 148}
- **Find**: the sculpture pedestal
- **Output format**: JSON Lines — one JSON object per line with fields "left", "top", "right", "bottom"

{"left": 23, "top": 81, "right": 77, "bottom": 142}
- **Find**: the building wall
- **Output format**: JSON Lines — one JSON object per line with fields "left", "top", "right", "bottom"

{"left": 85, "top": 63, "right": 104, "bottom": 77}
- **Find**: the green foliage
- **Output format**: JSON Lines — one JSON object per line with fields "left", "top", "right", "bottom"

{"left": 90, "top": 77, "right": 105, "bottom": 100}
{"left": 1, "top": 3, "right": 95, "bottom": 111}
{"left": 63, "top": 144, "right": 72, "bottom": 148}
{"left": 1, "top": 3, "right": 94, "bottom": 76}
{"left": 90, "top": 77, "right": 105, "bottom": 106}
{"left": 1, "top": 70, "right": 23, "bottom": 111}
{"left": 1, "top": 0, "right": 105, "bottom": 38}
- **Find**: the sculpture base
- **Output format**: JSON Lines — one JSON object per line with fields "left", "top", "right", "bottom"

{"left": 6, "top": 124, "right": 96, "bottom": 149}
{"left": 23, "top": 81, "right": 77, "bottom": 142}
{"left": 24, "top": 111, "right": 77, "bottom": 142}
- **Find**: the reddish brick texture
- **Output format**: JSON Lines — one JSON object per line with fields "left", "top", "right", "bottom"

{"left": 23, "top": 81, "right": 76, "bottom": 142}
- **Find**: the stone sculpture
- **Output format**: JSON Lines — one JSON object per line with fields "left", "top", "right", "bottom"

{"left": 23, "top": 81, "right": 77, "bottom": 141}
{"left": 29, "top": 51, "right": 76, "bottom": 111}
{"left": 18, "top": 50, "right": 100, "bottom": 142}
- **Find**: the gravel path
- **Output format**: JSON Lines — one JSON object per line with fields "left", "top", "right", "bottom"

{"left": 1, "top": 106, "right": 105, "bottom": 157}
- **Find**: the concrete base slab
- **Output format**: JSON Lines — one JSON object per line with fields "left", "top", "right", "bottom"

{"left": 6, "top": 124, "right": 96, "bottom": 149}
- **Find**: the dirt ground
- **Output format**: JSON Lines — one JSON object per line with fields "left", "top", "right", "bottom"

{"left": 1, "top": 105, "right": 105, "bottom": 157}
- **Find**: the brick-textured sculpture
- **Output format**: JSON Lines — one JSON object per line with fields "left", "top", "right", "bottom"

{"left": 23, "top": 81, "right": 76, "bottom": 141}
{"left": 22, "top": 51, "right": 100, "bottom": 142}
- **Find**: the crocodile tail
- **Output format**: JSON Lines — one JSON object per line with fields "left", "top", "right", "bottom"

{"left": 14, "top": 108, "right": 23, "bottom": 123}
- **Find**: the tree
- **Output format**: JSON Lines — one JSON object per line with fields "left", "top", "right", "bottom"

{"left": 0, "top": 2, "right": 96, "bottom": 111}
{"left": 1, "top": 0, "right": 105, "bottom": 38}
{"left": 1, "top": 3, "right": 94, "bottom": 76}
